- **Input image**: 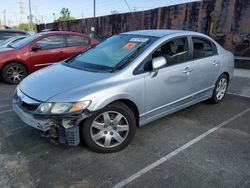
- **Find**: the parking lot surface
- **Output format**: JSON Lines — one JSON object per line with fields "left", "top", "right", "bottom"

{"left": 0, "top": 69, "right": 250, "bottom": 188}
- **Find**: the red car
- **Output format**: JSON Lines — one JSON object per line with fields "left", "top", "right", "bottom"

{"left": 0, "top": 31, "right": 98, "bottom": 84}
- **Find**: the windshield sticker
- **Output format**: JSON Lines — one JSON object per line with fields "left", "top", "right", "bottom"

{"left": 123, "top": 42, "right": 137, "bottom": 49}
{"left": 129, "top": 38, "right": 149, "bottom": 43}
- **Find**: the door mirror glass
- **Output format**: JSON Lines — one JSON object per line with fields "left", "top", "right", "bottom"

{"left": 152, "top": 56, "right": 167, "bottom": 71}
{"left": 31, "top": 45, "right": 42, "bottom": 51}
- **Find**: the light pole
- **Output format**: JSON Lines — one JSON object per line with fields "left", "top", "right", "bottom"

{"left": 28, "top": 0, "right": 33, "bottom": 30}
{"left": 93, "top": 0, "right": 96, "bottom": 32}
{"left": 3, "top": 9, "right": 7, "bottom": 26}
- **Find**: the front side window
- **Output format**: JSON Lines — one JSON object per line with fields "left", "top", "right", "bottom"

{"left": 66, "top": 35, "right": 89, "bottom": 46}
{"left": 192, "top": 37, "right": 217, "bottom": 59}
{"left": 65, "top": 34, "right": 157, "bottom": 72}
{"left": 152, "top": 37, "right": 189, "bottom": 66}
{"left": 136, "top": 37, "right": 189, "bottom": 73}
{"left": 35, "top": 35, "right": 65, "bottom": 50}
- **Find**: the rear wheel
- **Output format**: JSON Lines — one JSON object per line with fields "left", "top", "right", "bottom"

{"left": 1, "top": 62, "right": 27, "bottom": 84}
{"left": 82, "top": 102, "right": 136, "bottom": 153}
{"left": 210, "top": 74, "right": 228, "bottom": 103}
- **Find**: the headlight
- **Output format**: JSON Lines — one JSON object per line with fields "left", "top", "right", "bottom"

{"left": 36, "top": 103, "right": 53, "bottom": 114}
{"left": 35, "top": 101, "right": 91, "bottom": 115}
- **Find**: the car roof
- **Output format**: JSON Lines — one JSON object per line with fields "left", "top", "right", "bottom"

{"left": 0, "top": 29, "right": 29, "bottom": 34}
{"left": 38, "top": 31, "right": 87, "bottom": 36}
{"left": 123, "top": 29, "right": 199, "bottom": 38}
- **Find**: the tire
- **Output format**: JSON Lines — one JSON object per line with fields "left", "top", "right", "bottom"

{"left": 1, "top": 62, "right": 28, "bottom": 84}
{"left": 82, "top": 102, "right": 136, "bottom": 153}
{"left": 210, "top": 74, "right": 228, "bottom": 103}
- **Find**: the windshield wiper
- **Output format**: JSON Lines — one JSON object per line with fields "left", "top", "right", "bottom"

{"left": 7, "top": 44, "right": 14, "bottom": 48}
{"left": 111, "top": 41, "right": 150, "bottom": 72}
{"left": 83, "top": 67, "right": 112, "bottom": 73}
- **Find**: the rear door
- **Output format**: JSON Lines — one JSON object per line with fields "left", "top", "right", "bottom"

{"left": 64, "top": 34, "right": 91, "bottom": 58}
{"left": 28, "top": 34, "right": 66, "bottom": 70}
{"left": 190, "top": 36, "right": 221, "bottom": 99}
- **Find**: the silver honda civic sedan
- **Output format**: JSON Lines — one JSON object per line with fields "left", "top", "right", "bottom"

{"left": 13, "top": 30, "right": 234, "bottom": 153}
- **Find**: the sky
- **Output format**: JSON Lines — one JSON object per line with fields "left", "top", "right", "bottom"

{"left": 0, "top": 0, "right": 199, "bottom": 26}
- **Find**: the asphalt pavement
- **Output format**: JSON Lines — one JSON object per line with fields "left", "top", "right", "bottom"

{"left": 0, "top": 69, "right": 249, "bottom": 188}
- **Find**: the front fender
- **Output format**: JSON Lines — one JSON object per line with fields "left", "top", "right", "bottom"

{"left": 89, "top": 93, "right": 140, "bottom": 112}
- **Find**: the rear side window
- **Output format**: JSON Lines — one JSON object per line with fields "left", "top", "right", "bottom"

{"left": 66, "top": 35, "right": 89, "bottom": 47}
{"left": 36, "top": 35, "right": 65, "bottom": 50}
{"left": 152, "top": 37, "right": 190, "bottom": 66}
{"left": 192, "top": 37, "right": 217, "bottom": 60}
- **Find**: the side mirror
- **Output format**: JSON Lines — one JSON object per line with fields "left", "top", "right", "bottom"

{"left": 152, "top": 56, "right": 167, "bottom": 71}
{"left": 151, "top": 56, "right": 167, "bottom": 77}
{"left": 31, "top": 45, "right": 42, "bottom": 51}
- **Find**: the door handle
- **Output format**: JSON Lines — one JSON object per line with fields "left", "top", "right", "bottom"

{"left": 212, "top": 60, "right": 220, "bottom": 66}
{"left": 183, "top": 67, "right": 193, "bottom": 74}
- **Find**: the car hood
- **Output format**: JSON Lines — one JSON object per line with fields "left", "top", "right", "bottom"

{"left": 19, "top": 63, "right": 113, "bottom": 101}
{"left": 0, "top": 47, "right": 14, "bottom": 52}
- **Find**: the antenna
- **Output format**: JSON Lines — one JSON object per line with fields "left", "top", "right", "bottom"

{"left": 19, "top": 0, "right": 25, "bottom": 24}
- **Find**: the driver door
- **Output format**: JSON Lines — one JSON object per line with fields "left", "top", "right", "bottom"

{"left": 144, "top": 37, "right": 194, "bottom": 120}
{"left": 28, "top": 34, "right": 67, "bottom": 71}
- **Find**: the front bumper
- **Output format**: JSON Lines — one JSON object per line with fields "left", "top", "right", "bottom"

{"left": 12, "top": 88, "right": 90, "bottom": 146}
{"left": 13, "top": 102, "right": 55, "bottom": 131}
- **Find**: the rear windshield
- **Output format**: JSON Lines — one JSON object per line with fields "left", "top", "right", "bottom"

{"left": 65, "top": 34, "right": 157, "bottom": 72}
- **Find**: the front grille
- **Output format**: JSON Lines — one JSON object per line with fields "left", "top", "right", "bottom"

{"left": 15, "top": 88, "right": 40, "bottom": 113}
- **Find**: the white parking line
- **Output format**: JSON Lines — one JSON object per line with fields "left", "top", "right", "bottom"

{"left": 0, "top": 109, "right": 13, "bottom": 114}
{"left": 227, "top": 92, "right": 250, "bottom": 98}
{"left": 113, "top": 108, "right": 250, "bottom": 188}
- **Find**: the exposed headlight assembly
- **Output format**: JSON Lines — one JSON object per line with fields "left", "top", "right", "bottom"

{"left": 35, "top": 101, "right": 91, "bottom": 115}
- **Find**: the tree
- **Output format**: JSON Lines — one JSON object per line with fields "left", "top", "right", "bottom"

{"left": 61, "top": 8, "right": 70, "bottom": 18}
{"left": 54, "top": 8, "right": 76, "bottom": 22}
{"left": 13, "top": 23, "right": 35, "bottom": 31}
{"left": 111, "top": 10, "right": 119, "bottom": 14}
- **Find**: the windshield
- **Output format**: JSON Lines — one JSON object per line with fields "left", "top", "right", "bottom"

{"left": 0, "top": 37, "right": 23, "bottom": 46}
{"left": 11, "top": 35, "right": 40, "bottom": 49}
{"left": 65, "top": 34, "right": 157, "bottom": 72}
{"left": 0, "top": 37, "right": 14, "bottom": 45}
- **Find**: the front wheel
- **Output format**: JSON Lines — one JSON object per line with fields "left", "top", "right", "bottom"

{"left": 1, "top": 62, "right": 28, "bottom": 84}
{"left": 82, "top": 102, "right": 136, "bottom": 153}
{"left": 210, "top": 74, "right": 228, "bottom": 103}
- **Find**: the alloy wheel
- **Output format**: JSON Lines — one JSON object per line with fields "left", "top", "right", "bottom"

{"left": 90, "top": 111, "right": 129, "bottom": 148}
{"left": 216, "top": 77, "right": 227, "bottom": 100}
{"left": 6, "top": 66, "right": 25, "bottom": 83}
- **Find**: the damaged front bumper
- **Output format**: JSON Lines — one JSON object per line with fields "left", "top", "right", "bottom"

{"left": 13, "top": 89, "right": 91, "bottom": 146}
